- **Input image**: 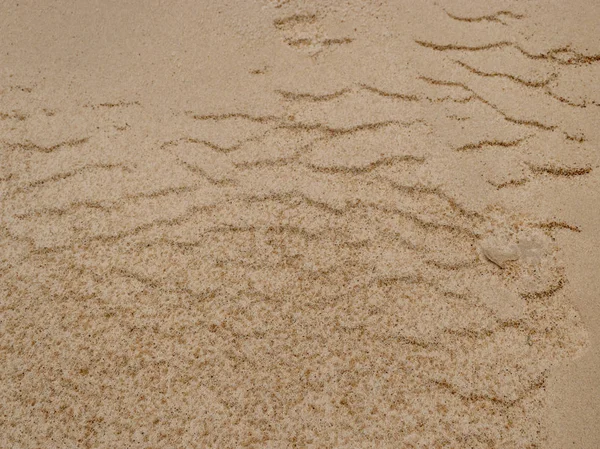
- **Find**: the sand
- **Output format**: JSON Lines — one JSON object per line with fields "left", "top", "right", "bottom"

{"left": 1, "top": 0, "right": 599, "bottom": 447}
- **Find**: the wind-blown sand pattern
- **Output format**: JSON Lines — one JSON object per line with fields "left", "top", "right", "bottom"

{"left": 1, "top": 0, "right": 599, "bottom": 447}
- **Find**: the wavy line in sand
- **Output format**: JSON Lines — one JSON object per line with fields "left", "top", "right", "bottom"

{"left": 504, "top": 116, "right": 556, "bottom": 131}
{"left": 161, "top": 133, "right": 273, "bottom": 154}
{"left": 233, "top": 153, "right": 300, "bottom": 170}
{"left": 444, "top": 9, "right": 524, "bottom": 24}
{"left": 5, "top": 137, "right": 89, "bottom": 153}
{"left": 415, "top": 40, "right": 600, "bottom": 65}
{"left": 276, "top": 88, "right": 352, "bottom": 102}
{"left": 424, "top": 259, "right": 479, "bottom": 270}
{"left": 10, "top": 164, "right": 130, "bottom": 194}
{"left": 285, "top": 38, "right": 313, "bottom": 48}
{"left": 278, "top": 85, "right": 422, "bottom": 102}
{"left": 546, "top": 91, "right": 589, "bottom": 108}
{"left": 14, "top": 200, "right": 113, "bottom": 219}
{"left": 277, "top": 85, "right": 470, "bottom": 104}
{"left": 534, "top": 221, "right": 581, "bottom": 233}
{"left": 358, "top": 84, "right": 421, "bottom": 101}
{"left": 285, "top": 37, "right": 353, "bottom": 48}
{"left": 527, "top": 163, "right": 592, "bottom": 177}
{"left": 521, "top": 278, "right": 565, "bottom": 301}
{"left": 85, "top": 101, "right": 141, "bottom": 110}
{"left": 273, "top": 14, "right": 317, "bottom": 29}
{"left": 432, "top": 95, "right": 476, "bottom": 104}
{"left": 322, "top": 37, "right": 354, "bottom": 46}
{"left": 489, "top": 178, "right": 530, "bottom": 190}
{"left": 455, "top": 138, "right": 528, "bottom": 152}
{"left": 453, "top": 60, "right": 554, "bottom": 88}
{"left": 277, "top": 119, "right": 413, "bottom": 135}
{"left": 301, "top": 155, "right": 425, "bottom": 174}
{"left": 186, "top": 112, "right": 281, "bottom": 123}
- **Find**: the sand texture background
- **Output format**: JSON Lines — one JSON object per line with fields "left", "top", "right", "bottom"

{"left": 1, "top": 0, "right": 599, "bottom": 447}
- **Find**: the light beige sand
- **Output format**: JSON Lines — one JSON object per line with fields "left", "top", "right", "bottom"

{"left": 1, "top": 0, "right": 599, "bottom": 447}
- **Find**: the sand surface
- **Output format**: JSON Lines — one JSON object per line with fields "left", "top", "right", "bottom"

{"left": 1, "top": 0, "right": 599, "bottom": 447}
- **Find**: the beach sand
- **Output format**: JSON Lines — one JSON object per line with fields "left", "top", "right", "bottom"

{"left": 1, "top": 0, "right": 599, "bottom": 447}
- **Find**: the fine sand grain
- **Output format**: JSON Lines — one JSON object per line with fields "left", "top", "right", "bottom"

{"left": 1, "top": 0, "right": 599, "bottom": 447}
